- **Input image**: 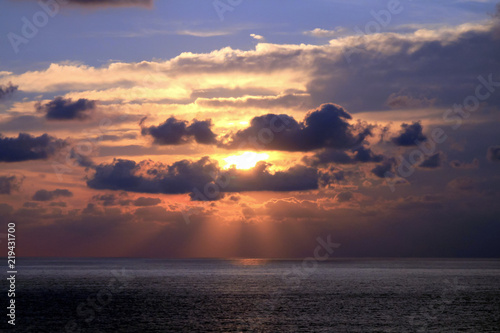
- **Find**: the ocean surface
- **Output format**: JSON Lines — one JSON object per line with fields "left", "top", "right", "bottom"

{"left": 2, "top": 258, "right": 500, "bottom": 332}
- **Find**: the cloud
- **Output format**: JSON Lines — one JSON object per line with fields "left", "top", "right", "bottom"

{"left": 371, "top": 159, "right": 396, "bottom": 178}
{"left": 306, "top": 147, "right": 384, "bottom": 166}
{"left": 250, "top": 34, "right": 265, "bottom": 40}
{"left": 1, "top": 13, "right": 499, "bottom": 113}
{"left": 87, "top": 157, "right": 319, "bottom": 200}
{"left": 36, "top": 97, "right": 96, "bottom": 121}
{"left": 0, "top": 82, "right": 18, "bottom": 99}
{"left": 303, "top": 27, "right": 348, "bottom": 38}
{"left": 385, "top": 93, "right": 435, "bottom": 109}
{"left": 92, "top": 192, "right": 129, "bottom": 206}
{"left": 447, "top": 177, "right": 476, "bottom": 191}
{"left": 419, "top": 152, "right": 442, "bottom": 168}
{"left": 32, "top": 189, "right": 73, "bottom": 201}
{"left": 224, "top": 103, "right": 371, "bottom": 151}
{"left": 195, "top": 93, "right": 311, "bottom": 110}
{"left": 487, "top": 145, "right": 500, "bottom": 161}
{"left": 335, "top": 191, "right": 353, "bottom": 202}
{"left": 141, "top": 117, "right": 217, "bottom": 145}
{"left": 450, "top": 159, "right": 479, "bottom": 169}
{"left": 391, "top": 122, "right": 427, "bottom": 146}
{"left": 308, "top": 18, "right": 500, "bottom": 111}
{"left": 70, "top": 148, "right": 96, "bottom": 168}
{"left": 0, "top": 133, "right": 67, "bottom": 162}
{"left": 133, "top": 197, "right": 161, "bottom": 206}
{"left": 0, "top": 175, "right": 23, "bottom": 194}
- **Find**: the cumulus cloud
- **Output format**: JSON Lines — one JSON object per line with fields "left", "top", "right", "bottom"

{"left": 0, "top": 133, "right": 67, "bottom": 162}
{"left": 0, "top": 175, "right": 23, "bottom": 194}
{"left": 487, "top": 146, "right": 500, "bottom": 162}
{"left": 141, "top": 117, "right": 217, "bottom": 145}
{"left": 87, "top": 157, "right": 318, "bottom": 200}
{"left": 250, "top": 34, "right": 265, "bottom": 40}
{"left": 224, "top": 103, "right": 371, "bottom": 151}
{"left": 0, "top": 82, "right": 18, "bottom": 99}
{"left": 391, "top": 122, "right": 427, "bottom": 146}
{"left": 32, "top": 189, "right": 73, "bottom": 201}
{"left": 36, "top": 97, "right": 96, "bottom": 121}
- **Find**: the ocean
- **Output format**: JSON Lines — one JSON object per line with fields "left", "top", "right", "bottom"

{"left": 2, "top": 258, "right": 500, "bottom": 332}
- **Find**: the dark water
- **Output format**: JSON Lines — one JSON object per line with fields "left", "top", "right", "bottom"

{"left": 2, "top": 258, "right": 500, "bottom": 332}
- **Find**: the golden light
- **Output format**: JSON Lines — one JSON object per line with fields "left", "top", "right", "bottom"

{"left": 223, "top": 151, "right": 269, "bottom": 170}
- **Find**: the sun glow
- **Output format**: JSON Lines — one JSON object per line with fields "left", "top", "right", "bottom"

{"left": 223, "top": 152, "right": 269, "bottom": 170}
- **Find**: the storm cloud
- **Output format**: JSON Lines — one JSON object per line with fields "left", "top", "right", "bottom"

{"left": 36, "top": 97, "right": 96, "bottom": 121}
{"left": 0, "top": 133, "right": 67, "bottom": 162}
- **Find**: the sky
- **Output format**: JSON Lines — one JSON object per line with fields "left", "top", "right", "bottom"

{"left": 0, "top": 0, "right": 499, "bottom": 258}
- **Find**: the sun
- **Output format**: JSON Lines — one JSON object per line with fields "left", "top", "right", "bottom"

{"left": 223, "top": 152, "right": 269, "bottom": 170}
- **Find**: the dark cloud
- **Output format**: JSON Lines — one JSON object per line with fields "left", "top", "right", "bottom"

{"left": 92, "top": 193, "right": 130, "bottom": 206}
{"left": 450, "top": 159, "right": 479, "bottom": 169}
{"left": 92, "top": 193, "right": 161, "bottom": 206}
{"left": 98, "top": 133, "right": 137, "bottom": 142}
{"left": 49, "top": 202, "right": 67, "bottom": 207}
{"left": 36, "top": 97, "right": 96, "bottom": 121}
{"left": 0, "top": 175, "right": 23, "bottom": 194}
{"left": 0, "top": 133, "right": 67, "bottom": 162}
{"left": 225, "top": 103, "right": 371, "bottom": 151}
{"left": 306, "top": 147, "right": 383, "bottom": 166}
{"left": 371, "top": 159, "right": 396, "bottom": 178}
{"left": 447, "top": 177, "right": 476, "bottom": 192}
{"left": 335, "top": 191, "right": 353, "bottom": 202}
{"left": 141, "top": 117, "right": 217, "bottom": 145}
{"left": 385, "top": 93, "right": 435, "bottom": 109}
{"left": 87, "top": 157, "right": 318, "bottom": 200}
{"left": 222, "top": 162, "right": 318, "bottom": 194}
{"left": 353, "top": 147, "right": 384, "bottom": 163}
{"left": 391, "top": 122, "right": 427, "bottom": 146}
{"left": 487, "top": 146, "right": 500, "bottom": 162}
{"left": 133, "top": 197, "right": 162, "bottom": 206}
{"left": 419, "top": 153, "right": 442, "bottom": 169}
{"left": 70, "top": 148, "right": 95, "bottom": 168}
{"left": 307, "top": 14, "right": 500, "bottom": 112}
{"left": 32, "top": 189, "right": 73, "bottom": 201}
{"left": 0, "top": 82, "right": 18, "bottom": 99}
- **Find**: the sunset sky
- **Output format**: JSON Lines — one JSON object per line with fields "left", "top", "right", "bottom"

{"left": 1, "top": 0, "right": 499, "bottom": 258}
